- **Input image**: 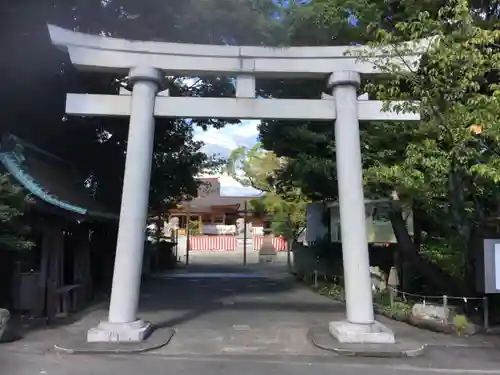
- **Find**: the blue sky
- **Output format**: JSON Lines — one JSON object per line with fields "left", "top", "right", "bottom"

{"left": 193, "top": 120, "right": 262, "bottom": 196}
{"left": 191, "top": 0, "right": 343, "bottom": 197}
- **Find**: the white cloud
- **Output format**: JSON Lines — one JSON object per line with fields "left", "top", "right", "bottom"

{"left": 194, "top": 120, "right": 259, "bottom": 153}
{"left": 218, "top": 174, "right": 262, "bottom": 196}
{"left": 194, "top": 120, "right": 261, "bottom": 196}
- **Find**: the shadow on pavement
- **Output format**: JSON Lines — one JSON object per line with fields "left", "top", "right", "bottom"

{"left": 139, "top": 262, "right": 341, "bottom": 331}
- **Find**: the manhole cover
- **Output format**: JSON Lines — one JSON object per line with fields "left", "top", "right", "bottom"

{"left": 221, "top": 300, "right": 235, "bottom": 305}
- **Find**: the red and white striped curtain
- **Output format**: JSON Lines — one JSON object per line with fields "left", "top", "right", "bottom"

{"left": 188, "top": 236, "right": 236, "bottom": 251}
{"left": 252, "top": 236, "right": 287, "bottom": 251}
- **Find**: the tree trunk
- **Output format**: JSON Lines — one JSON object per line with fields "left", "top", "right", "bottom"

{"left": 390, "top": 204, "right": 467, "bottom": 295}
{"left": 412, "top": 202, "right": 423, "bottom": 249}
{"left": 155, "top": 214, "right": 163, "bottom": 244}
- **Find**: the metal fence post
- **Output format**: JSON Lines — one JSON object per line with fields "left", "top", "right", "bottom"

{"left": 483, "top": 296, "right": 489, "bottom": 331}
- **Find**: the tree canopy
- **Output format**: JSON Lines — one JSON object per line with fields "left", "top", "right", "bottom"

{"left": 0, "top": 0, "right": 286, "bottom": 214}
{"left": 225, "top": 143, "right": 308, "bottom": 240}
{"left": 258, "top": 0, "right": 500, "bottom": 294}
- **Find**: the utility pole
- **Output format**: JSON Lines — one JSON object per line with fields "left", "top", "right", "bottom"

{"left": 287, "top": 213, "right": 292, "bottom": 269}
{"left": 243, "top": 200, "right": 248, "bottom": 266}
{"left": 186, "top": 203, "right": 191, "bottom": 266}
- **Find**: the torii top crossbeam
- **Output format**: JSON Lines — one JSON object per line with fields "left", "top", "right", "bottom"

{"left": 48, "top": 25, "right": 430, "bottom": 77}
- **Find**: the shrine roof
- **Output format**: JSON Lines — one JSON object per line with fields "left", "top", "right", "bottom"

{"left": 180, "top": 195, "right": 259, "bottom": 211}
{"left": 0, "top": 134, "right": 117, "bottom": 220}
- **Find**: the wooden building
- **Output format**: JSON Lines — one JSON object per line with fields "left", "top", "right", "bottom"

{"left": 167, "top": 177, "right": 264, "bottom": 235}
{"left": 162, "top": 178, "right": 289, "bottom": 251}
{"left": 0, "top": 134, "right": 117, "bottom": 321}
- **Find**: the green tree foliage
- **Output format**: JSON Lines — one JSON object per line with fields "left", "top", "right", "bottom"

{"left": 0, "top": 0, "right": 282, "bottom": 216}
{"left": 260, "top": 0, "right": 500, "bottom": 294}
{"left": 356, "top": 0, "right": 500, "bottom": 293}
{"left": 225, "top": 143, "right": 280, "bottom": 192}
{"left": 0, "top": 175, "right": 33, "bottom": 250}
{"left": 225, "top": 143, "right": 308, "bottom": 239}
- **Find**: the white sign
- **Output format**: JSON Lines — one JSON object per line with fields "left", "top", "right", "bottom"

{"left": 495, "top": 243, "right": 500, "bottom": 290}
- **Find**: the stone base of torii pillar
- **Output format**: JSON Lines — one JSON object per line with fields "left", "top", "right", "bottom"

{"left": 87, "top": 320, "right": 152, "bottom": 343}
{"left": 328, "top": 321, "right": 395, "bottom": 344}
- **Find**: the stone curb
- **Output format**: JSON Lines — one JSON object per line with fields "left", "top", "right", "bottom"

{"left": 307, "top": 325, "right": 426, "bottom": 358}
{"left": 54, "top": 327, "right": 175, "bottom": 355}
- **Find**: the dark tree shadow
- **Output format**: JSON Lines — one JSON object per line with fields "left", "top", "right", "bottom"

{"left": 137, "top": 262, "right": 344, "bottom": 331}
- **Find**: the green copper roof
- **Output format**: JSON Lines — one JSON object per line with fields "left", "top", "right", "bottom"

{"left": 0, "top": 134, "right": 116, "bottom": 219}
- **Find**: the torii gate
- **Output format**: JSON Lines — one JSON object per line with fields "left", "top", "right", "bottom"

{"left": 48, "top": 25, "right": 426, "bottom": 344}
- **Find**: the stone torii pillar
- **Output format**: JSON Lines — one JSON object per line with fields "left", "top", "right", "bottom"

{"left": 87, "top": 67, "right": 162, "bottom": 342}
{"left": 328, "top": 71, "right": 393, "bottom": 343}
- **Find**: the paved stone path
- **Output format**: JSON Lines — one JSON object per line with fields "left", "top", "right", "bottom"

{"left": 3, "top": 253, "right": 500, "bottom": 374}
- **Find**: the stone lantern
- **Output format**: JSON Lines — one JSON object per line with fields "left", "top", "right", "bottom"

{"left": 259, "top": 213, "right": 276, "bottom": 263}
